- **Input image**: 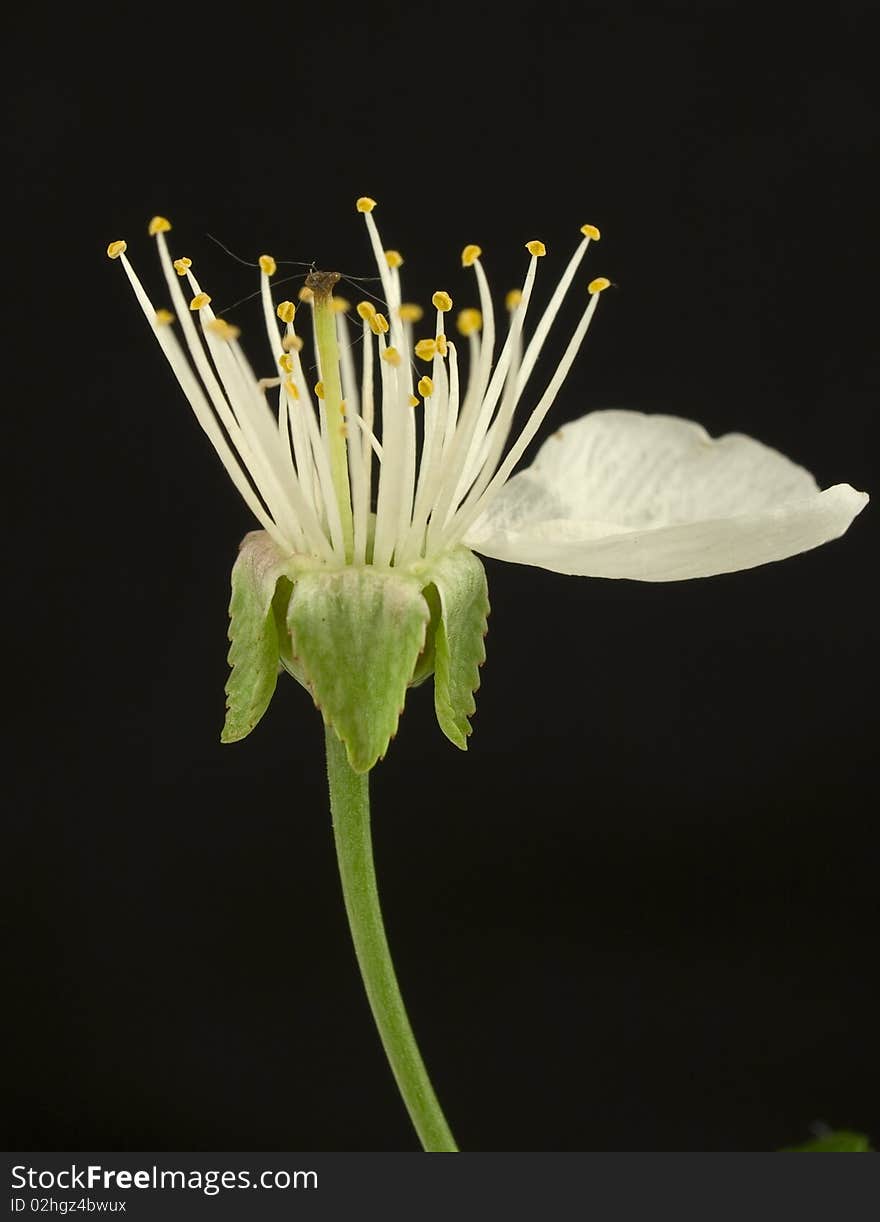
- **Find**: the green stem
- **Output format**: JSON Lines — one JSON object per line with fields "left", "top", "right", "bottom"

{"left": 324, "top": 725, "right": 458, "bottom": 1152}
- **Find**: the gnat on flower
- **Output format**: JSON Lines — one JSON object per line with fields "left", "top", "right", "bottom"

{"left": 107, "top": 198, "right": 867, "bottom": 771}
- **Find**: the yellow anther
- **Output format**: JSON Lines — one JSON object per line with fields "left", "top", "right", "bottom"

{"left": 414, "top": 338, "right": 437, "bottom": 361}
{"left": 418, "top": 376, "right": 434, "bottom": 398}
{"left": 357, "top": 300, "right": 377, "bottom": 320}
{"left": 381, "top": 346, "right": 402, "bottom": 367}
{"left": 276, "top": 300, "right": 296, "bottom": 324}
{"left": 332, "top": 297, "right": 351, "bottom": 313}
{"left": 315, "top": 381, "right": 325, "bottom": 399}
{"left": 456, "top": 308, "right": 483, "bottom": 336}
{"left": 408, "top": 394, "right": 420, "bottom": 408}
{"left": 173, "top": 257, "right": 192, "bottom": 276}
{"left": 356, "top": 196, "right": 377, "bottom": 213}
{"left": 461, "top": 243, "right": 482, "bottom": 267}
{"left": 580, "top": 223, "right": 601, "bottom": 241}
{"left": 279, "top": 353, "right": 294, "bottom": 373}
{"left": 298, "top": 286, "right": 314, "bottom": 302}
{"left": 148, "top": 216, "right": 172, "bottom": 235}
{"left": 154, "top": 308, "right": 175, "bottom": 325}
{"left": 436, "top": 333, "right": 448, "bottom": 357}
{"left": 206, "top": 318, "right": 241, "bottom": 342}
{"left": 259, "top": 254, "right": 277, "bottom": 276}
{"left": 106, "top": 239, "right": 127, "bottom": 259}
{"left": 284, "top": 379, "right": 300, "bottom": 400}
{"left": 505, "top": 289, "right": 523, "bottom": 312}
{"left": 588, "top": 276, "right": 611, "bottom": 294}
{"left": 189, "top": 292, "right": 211, "bottom": 311}
{"left": 398, "top": 303, "right": 424, "bottom": 323}
{"left": 385, "top": 249, "right": 404, "bottom": 268}
{"left": 282, "top": 333, "right": 304, "bottom": 352}
{"left": 369, "top": 312, "right": 390, "bottom": 335}
{"left": 526, "top": 240, "right": 547, "bottom": 257}
{"left": 432, "top": 290, "right": 453, "bottom": 313}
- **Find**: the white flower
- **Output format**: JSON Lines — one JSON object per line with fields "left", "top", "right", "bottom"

{"left": 107, "top": 201, "right": 866, "bottom": 584}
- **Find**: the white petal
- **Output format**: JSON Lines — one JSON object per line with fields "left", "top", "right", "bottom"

{"left": 464, "top": 410, "right": 868, "bottom": 580}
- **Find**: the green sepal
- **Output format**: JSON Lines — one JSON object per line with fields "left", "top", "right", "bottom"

{"left": 287, "top": 567, "right": 430, "bottom": 773}
{"left": 781, "top": 1130, "right": 872, "bottom": 1152}
{"left": 221, "top": 531, "right": 302, "bottom": 743}
{"left": 426, "top": 547, "right": 490, "bottom": 750}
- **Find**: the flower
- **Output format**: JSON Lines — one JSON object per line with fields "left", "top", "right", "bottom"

{"left": 107, "top": 201, "right": 867, "bottom": 769}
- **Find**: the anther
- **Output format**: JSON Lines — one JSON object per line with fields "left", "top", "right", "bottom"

{"left": 414, "top": 338, "right": 437, "bottom": 361}
{"left": 106, "top": 240, "right": 127, "bottom": 259}
{"left": 580, "top": 224, "right": 601, "bottom": 240}
{"left": 505, "top": 289, "right": 523, "bottom": 312}
{"left": 356, "top": 197, "right": 377, "bottom": 213}
{"left": 332, "top": 297, "right": 351, "bottom": 314}
{"left": 148, "top": 216, "right": 172, "bottom": 235}
{"left": 207, "top": 318, "right": 241, "bottom": 341}
{"left": 526, "top": 240, "right": 547, "bottom": 257}
{"left": 284, "top": 379, "right": 300, "bottom": 400}
{"left": 461, "top": 244, "right": 482, "bottom": 267}
{"left": 173, "top": 257, "right": 192, "bottom": 276}
{"left": 418, "top": 376, "right": 434, "bottom": 398}
{"left": 370, "top": 313, "right": 390, "bottom": 335}
{"left": 282, "top": 334, "right": 304, "bottom": 352}
{"left": 588, "top": 277, "right": 611, "bottom": 294}
{"left": 315, "top": 382, "right": 326, "bottom": 399}
{"left": 381, "top": 347, "right": 402, "bottom": 367}
{"left": 357, "top": 301, "right": 376, "bottom": 320}
{"left": 155, "top": 308, "right": 175, "bottom": 325}
{"left": 276, "top": 300, "right": 296, "bottom": 323}
{"left": 298, "top": 286, "right": 315, "bottom": 303}
{"left": 189, "top": 292, "right": 211, "bottom": 311}
{"left": 432, "top": 290, "right": 453, "bottom": 312}
{"left": 436, "top": 334, "right": 448, "bottom": 357}
{"left": 456, "top": 308, "right": 483, "bottom": 336}
{"left": 279, "top": 353, "right": 294, "bottom": 373}
{"left": 385, "top": 250, "right": 404, "bottom": 268}
{"left": 259, "top": 255, "right": 277, "bottom": 276}
{"left": 398, "top": 303, "right": 424, "bottom": 323}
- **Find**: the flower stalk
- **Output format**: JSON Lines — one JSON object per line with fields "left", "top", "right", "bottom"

{"left": 325, "top": 725, "right": 458, "bottom": 1152}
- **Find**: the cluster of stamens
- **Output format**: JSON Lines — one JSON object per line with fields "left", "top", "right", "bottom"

{"left": 107, "top": 197, "right": 609, "bottom": 568}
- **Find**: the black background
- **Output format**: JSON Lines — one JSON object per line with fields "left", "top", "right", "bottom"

{"left": 7, "top": 2, "right": 878, "bottom": 1152}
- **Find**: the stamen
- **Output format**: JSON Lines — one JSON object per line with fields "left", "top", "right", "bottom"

{"left": 398, "top": 303, "right": 423, "bottom": 322}
{"left": 356, "top": 196, "right": 377, "bottom": 212}
{"left": 106, "top": 240, "right": 127, "bottom": 259}
{"left": 155, "top": 308, "right": 175, "bottom": 325}
{"left": 207, "top": 318, "right": 241, "bottom": 341}
{"left": 385, "top": 249, "right": 404, "bottom": 268}
{"left": 589, "top": 277, "right": 611, "bottom": 294}
{"left": 432, "top": 291, "right": 453, "bottom": 313}
{"left": 357, "top": 301, "right": 377, "bottom": 320}
{"left": 381, "top": 347, "right": 402, "bottom": 367}
{"left": 461, "top": 244, "right": 482, "bottom": 267}
{"left": 314, "top": 381, "right": 325, "bottom": 399}
{"left": 408, "top": 394, "right": 419, "bottom": 407}
{"left": 276, "top": 300, "right": 296, "bottom": 323}
{"left": 148, "top": 216, "right": 172, "bottom": 235}
{"left": 506, "top": 289, "right": 522, "bottom": 311}
{"left": 370, "top": 312, "right": 390, "bottom": 335}
{"left": 332, "top": 297, "right": 352, "bottom": 313}
{"left": 415, "top": 338, "right": 437, "bottom": 361}
{"left": 282, "top": 333, "right": 304, "bottom": 352}
{"left": 418, "top": 376, "right": 434, "bottom": 398}
{"left": 525, "top": 240, "right": 546, "bottom": 257}
{"left": 279, "top": 353, "right": 295, "bottom": 373}
{"left": 259, "top": 254, "right": 277, "bottom": 276}
{"left": 298, "top": 286, "right": 314, "bottom": 303}
{"left": 456, "top": 308, "right": 482, "bottom": 336}
{"left": 189, "top": 292, "right": 211, "bottom": 311}
{"left": 173, "top": 257, "right": 192, "bottom": 276}
{"left": 580, "top": 223, "right": 601, "bottom": 240}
